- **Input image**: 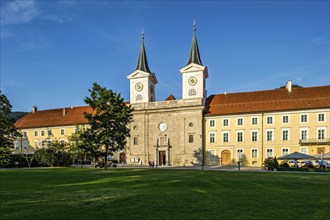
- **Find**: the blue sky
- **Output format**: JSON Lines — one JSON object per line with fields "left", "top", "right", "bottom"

{"left": 1, "top": 0, "right": 329, "bottom": 112}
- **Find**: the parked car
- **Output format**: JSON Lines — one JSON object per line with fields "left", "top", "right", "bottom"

{"left": 95, "top": 161, "right": 117, "bottom": 168}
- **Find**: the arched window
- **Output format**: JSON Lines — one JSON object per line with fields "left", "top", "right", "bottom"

{"left": 189, "top": 89, "right": 196, "bottom": 96}
{"left": 136, "top": 94, "right": 143, "bottom": 102}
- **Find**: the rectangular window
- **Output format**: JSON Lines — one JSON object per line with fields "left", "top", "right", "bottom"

{"left": 267, "top": 130, "right": 273, "bottom": 141}
{"left": 209, "top": 133, "right": 215, "bottom": 143}
{"left": 133, "top": 137, "right": 138, "bottom": 145}
{"left": 189, "top": 135, "right": 194, "bottom": 143}
{"left": 282, "top": 148, "right": 289, "bottom": 156}
{"left": 223, "top": 132, "right": 229, "bottom": 143}
{"left": 301, "top": 129, "right": 308, "bottom": 140}
{"left": 48, "top": 130, "right": 52, "bottom": 136}
{"left": 223, "top": 119, "right": 229, "bottom": 126}
{"left": 34, "top": 140, "right": 38, "bottom": 149}
{"left": 60, "top": 140, "right": 65, "bottom": 145}
{"left": 251, "top": 131, "right": 258, "bottom": 142}
{"left": 300, "top": 147, "right": 308, "bottom": 154}
{"left": 318, "top": 129, "right": 325, "bottom": 140}
{"left": 252, "top": 149, "right": 258, "bottom": 159}
{"left": 15, "top": 141, "right": 20, "bottom": 149}
{"left": 41, "top": 141, "right": 45, "bottom": 148}
{"left": 41, "top": 131, "right": 45, "bottom": 136}
{"left": 47, "top": 140, "right": 52, "bottom": 147}
{"left": 209, "top": 150, "right": 215, "bottom": 160}
{"left": 34, "top": 130, "right": 38, "bottom": 137}
{"left": 301, "top": 114, "right": 308, "bottom": 122}
{"left": 282, "top": 115, "right": 289, "bottom": 123}
{"left": 209, "top": 120, "right": 215, "bottom": 127}
{"left": 23, "top": 140, "right": 28, "bottom": 149}
{"left": 318, "top": 113, "right": 325, "bottom": 122}
{"left": 237, "top": 149, "right": 243, "bottom": 160}
{"left": 237, "top": 131, "right": 243, "bottom": 142}
{"left": 267, "top": 116, "right": 273, "bottom": 124}
{"left": 23, "top": 132, "right": 28, "bottom": 138}
{"left": 251, "top": 117, "right": 258, "bottom": 125}
{"left": 60, "top": 129, "right": 65, "bottom": 136}
{"left": 266, "top": 149, "right": 273, "bottom": 158}
{"left": 237, "top": 118, "right": 243, "bottom": 126}
{"left": 282, "top": 130, "right": 289, "bottom": 141}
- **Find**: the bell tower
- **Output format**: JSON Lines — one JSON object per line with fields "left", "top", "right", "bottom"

{"left": 128, "top": 32, "right": 158, "bottom": 104}
{"left": 180, "top": 21, "right": 208, "bottom": 104}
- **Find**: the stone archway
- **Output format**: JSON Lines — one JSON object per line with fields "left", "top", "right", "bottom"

{"left": 221, "top": 150, "right": 231, "bottom": 165}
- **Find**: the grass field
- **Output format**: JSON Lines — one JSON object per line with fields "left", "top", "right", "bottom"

{"left": 0, "top": 168, "right": 329, "bottom": 220}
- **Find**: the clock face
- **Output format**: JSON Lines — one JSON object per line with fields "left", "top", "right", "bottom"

{"left": 135, "top": 82, "right": 143, "bottom": 92}
{"left": 188, "top": 76, "right": 197, "bottom": 86}
{"left": 159, "top": 122, "right": 168, "bottom": 132}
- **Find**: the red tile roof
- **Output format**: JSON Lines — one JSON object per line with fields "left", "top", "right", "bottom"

{"left": 206, "top": 86, "right": 330, "bottom": 116}
{"left": 15, "top": 106, "right": 93, "bottom": 129}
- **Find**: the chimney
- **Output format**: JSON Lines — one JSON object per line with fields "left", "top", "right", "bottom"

{"left": 32, "top": 106, "right": 37, "bottom": 113}
{"left": 286, "top": 80, "right": 292, "bottom": 92}
{"left": 63, "top": 108, "right": 66, "bottom": 116}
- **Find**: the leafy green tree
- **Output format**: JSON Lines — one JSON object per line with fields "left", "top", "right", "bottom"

{"left": 68, "top": 126, "right": 100, "bottom": 168}
{"left": 0, "top": 92, "right": 18, "bottom": 167}
{"left": 84, "top": 83, "right": 133, "bottom": 169}
{"left": 35, "top": 141, "right": 72, "bottom": 167}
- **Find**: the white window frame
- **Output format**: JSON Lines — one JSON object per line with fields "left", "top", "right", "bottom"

{"left": 34, "top": 140, "right": 38, "bottom": 149}
{"left": 317, "top": 127, "right": 326, "bottom": 140}
{"left": 209, "top": 119, "right": 216, "bottom": 127}
{"left": 189, "top": 88, "right": 197, "bottom": 96}
{"left": 237, "top": 118, "right": 243, "bottom": 126}
{"left": 223, "top": 118, "right": 229, "bottom": 127}
{"left": 266, "top": 116, "right": 273, "bottom": 125}
{"left": 23, "top": 140, "right": 29, "bottom": 149}
{"left": 209, "top": 149, "right": 216, "bottom": 160}
{"left": 300, "top": 128, "right": 308, "bottom": 141}
{"left": 41, "top": 130, "right": 45, "bottom": 136}
{"left": 60, "top": 129, "right": 65, "bottom": 136}
{"left": 282, "top": 115, "right": 289, "bottom": 124}
{"left": 251, "top": 117, "right": 258, "bottom": 125}
{"left": 317, "top": 113, "right": 325, "bottom": 122}
{"left": 300, "top": 114, "right": 308, "bottom": 123}
{"left": 251, "top": 130, "right": 258, "bottom": 142}
{"left": 251, "top": 148, "right": 258, "bottom": 159}
{"left": 34, "top": 130, "right": 38, "bottom": 137}
{"left": 209, "top": 132, "right": 216, "bottom": 143}
{"left": 300, "top": 147, "right": 308, "bottom": 154}
{"left": 60, "top": 139, "right": 65, "bottom": 145}
{"left": 281, "top": 148, "right": 289, "bottom": 156}
{"left": 266, "top": 129, "right": 274, "bottom": 142}
{"left": 15, "top": 141, "right": 20, "bottom": 149}
{"left": 236, "top": 130, "right": 244, "bottom": 142}
{"left": 222, "top": 131, "right": 229, "bottom": 143}
{"left": 266, "top": 148, "right": 274, "bottom": 158}
{"left": 237, "top": 149, "right": 244, "bottom": 161}
{"left": 282, "top": 129, "right": 290, "bottom": 141}
{"left": 23, "top": 132, "right": 28, "bottom": 138}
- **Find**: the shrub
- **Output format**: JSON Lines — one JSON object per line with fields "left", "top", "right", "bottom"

{"left": 263, "top": 157, "right": 279, "bottom": 171}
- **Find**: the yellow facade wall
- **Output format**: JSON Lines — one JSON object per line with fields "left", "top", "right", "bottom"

{"left": 205, "top": 109, "right": 330, "bottom": 167}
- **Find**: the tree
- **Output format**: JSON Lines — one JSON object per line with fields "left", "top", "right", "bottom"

{"left": 0, "top": 92, "right": 18, "bottom": 167}
{"left": 68, "top": 126, "right": 99, "bottom": 168}
{"left": 84, "top": 83, "right": 133, "bottom": 169}
{"left": 34, "top": 141, "right": 72, "bottom": 167}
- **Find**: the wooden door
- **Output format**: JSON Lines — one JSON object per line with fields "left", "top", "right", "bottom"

{"left": 221, "top": 150, "right": 231, "bottom": 165}
{"left": 159, "top": 151, "right": 166, "bottom": 165}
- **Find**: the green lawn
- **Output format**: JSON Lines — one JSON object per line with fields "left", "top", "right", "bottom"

{"left": 0, "top": 168, "right": 329, "bottom": 220}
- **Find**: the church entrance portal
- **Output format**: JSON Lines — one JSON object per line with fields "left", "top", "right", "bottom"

{"left": 159, "top": 151, "right": 166, "bottom": 165}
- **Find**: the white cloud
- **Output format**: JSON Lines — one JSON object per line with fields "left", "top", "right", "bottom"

{"left": 0, "top": 0, "right": 38, "bottom": 25}
{"left": 43, "top": 15, "right": 73, "bottom": 24}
